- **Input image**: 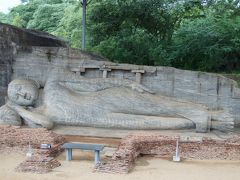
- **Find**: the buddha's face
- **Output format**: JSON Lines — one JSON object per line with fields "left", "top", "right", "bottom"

{"left": 8, "top": 79, "right": 39, "bottom": 106}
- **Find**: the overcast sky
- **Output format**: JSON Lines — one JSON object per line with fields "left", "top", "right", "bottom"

{"left": 0, "top": 0, "right": 21, "bottom": 14}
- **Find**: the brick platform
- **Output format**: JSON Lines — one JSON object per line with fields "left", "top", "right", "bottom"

{"left": 94, "top": 133, "right": 240, "bottom": 174}
{"left": 15, "top": 157, "right": 61, "bottom": 174}
{"left": 0, "top": 125, "right": 65, "bottom": 173}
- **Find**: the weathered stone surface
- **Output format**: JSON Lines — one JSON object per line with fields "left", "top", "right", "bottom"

{"left": 0, "top": 24, "right": 239, "bottom": 131}
{"left": 0, "top": 22, "right": 67, "bottom": 47}
{"left": 0, "top": 23, "right": 67, "bottom": 107}
{"left": 10, "top": 45, "right": 240, "bottom": 126}
{"left": 0, "top": 37, "right": 14, "bottom": 105}
{"left": 8, "top": 79, "right": 39, "bottom": 106}
{"left": 1, "top": 68, "right": 234, "bottom": 132}
{"left": 0, "top": 105, "right": 21, "bottom": 126}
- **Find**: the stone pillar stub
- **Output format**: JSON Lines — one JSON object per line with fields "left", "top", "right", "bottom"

{"left": 100, "top": 68, "right": 111, "bottom": 78}
{"left": 80, "top": 67, "right": 86, "bottom": 73}
{"left": 70, "top": 67, "right": 86, "bottom": 76}
{"left": 131, "top": 70, "right": 145, "bottom": 84}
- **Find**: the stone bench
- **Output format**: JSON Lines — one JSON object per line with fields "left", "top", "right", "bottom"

{"left": 62, "top": 143, "right": 104, "bottom": 164}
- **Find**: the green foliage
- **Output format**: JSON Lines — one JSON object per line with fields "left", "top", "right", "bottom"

{"left": 0, "top": 12, "right": 9, "bottom": 24}
{"left": 221, "top": 73, "right": 240, "bottom": 87}
{"left": 88, "top": 0, "right": 202, "bottom": 65}
{"left": 89, "top": 0, "right": 201, "bottom": 43}
{"left": 8, "top": 1, "right": 42, "bottom": 28}
{"left": 53, "top": 4, "right": 82, "bottom": 48}
{"left": 170, "top": 2, "right": 240, "bottom": 72}
{"left": 12, "top": 14, "right": 26, "bottom": 27}
{"left": 27, "top": 4, "right": 67, "bottom": 32}
{"left": 5, "top": 0, "right": 69, "bottom": 29}
{"left": 93, "top": 29, "right": 156, "bottom": 65}
{"left": 1, "top": 0, "right": 240, "bottom": 72}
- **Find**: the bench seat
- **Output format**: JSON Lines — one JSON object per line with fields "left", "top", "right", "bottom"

{"left": 62, "top": 143, "right": 104, "bottom": 164}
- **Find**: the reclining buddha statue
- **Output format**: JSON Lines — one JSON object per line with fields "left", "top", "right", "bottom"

{"left": 0, "top": 67, "right": 234, "bottom": 132}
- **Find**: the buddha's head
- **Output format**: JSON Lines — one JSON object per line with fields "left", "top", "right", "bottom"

{"left": 8, "top": 79, "right": 39, "bottom": 106}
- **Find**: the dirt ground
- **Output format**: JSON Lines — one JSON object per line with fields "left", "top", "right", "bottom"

{"left": 1, "top": 150, "right": 240, "bottom": 180}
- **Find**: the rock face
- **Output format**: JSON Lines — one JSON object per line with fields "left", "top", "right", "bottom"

{"left": 0, "top": 23, "right": 67, "bottom": 105}
{"left": 0, "top": 24, "right": 239, "bottom": 131}
{"left": 0, "top": 22, "right": 66, "bottom": 48}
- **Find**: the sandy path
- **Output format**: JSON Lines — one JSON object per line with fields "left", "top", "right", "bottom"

{"left": 0, "top": 150, "right": 240, "bottom": 180}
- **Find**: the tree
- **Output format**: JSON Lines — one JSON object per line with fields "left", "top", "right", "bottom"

{"left": 88, "top": 0, "right": 202, "bottom": 65}
{"left": 8, "top": 1, "right": 41, "bottom": 28}
{"left": 2, "top": 0, "right": 240, "bottom": 72}
{"left": 12, "top": 14, "right": 26, "bottom": 27}
{"left": 53, "top": 4, "right": 82, "bottom": 48}
{"left": 0, "top": 12, "right": 10, "bottom": 24}
{"left": 27, "top": 3, "right": 67, "bottom": 33}
{"left": 170, "top": 1, "right": 240, "bottom": 72}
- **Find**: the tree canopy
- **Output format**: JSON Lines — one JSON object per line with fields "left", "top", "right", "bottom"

{"left": 0, "top": 0, "right": 239, "bottom": 72}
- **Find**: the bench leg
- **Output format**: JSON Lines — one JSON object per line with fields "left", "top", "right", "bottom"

{"left": 66, "top": 149, "right": 72, "bottom": 161}
{"left": 94, "top": 150, "right": 100, "bottom": 164}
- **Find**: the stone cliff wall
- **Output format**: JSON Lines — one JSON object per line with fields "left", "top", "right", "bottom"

{"left": 0, "top": 23, "right": 239, "bottom": 126}
{"left": 12, "top": 46, "right": 240, "bottom": 126}
{"left": 0, "top": 37, "right": 15, "bottom": 105}
{"left": 0, "top": 23, "right": 67, "bottom": 105}
{"left": 0, "top": 23, "right": 66, "bottom": 47}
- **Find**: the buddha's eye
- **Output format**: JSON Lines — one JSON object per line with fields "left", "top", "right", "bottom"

{"left": 24, "top": 93, "right": 32, "bottom": 100}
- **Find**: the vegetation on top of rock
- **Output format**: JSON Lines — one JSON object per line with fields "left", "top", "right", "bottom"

{"left": 0, "top": 0, "right": 239, "bottom": 73}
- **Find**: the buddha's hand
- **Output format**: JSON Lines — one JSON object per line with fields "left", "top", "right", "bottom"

{"left": 6, "top": 101, "right": 26, "bottom": 112}
{"left": 131, "top": 83, "right": 155, "bottom": 94}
